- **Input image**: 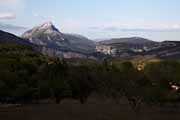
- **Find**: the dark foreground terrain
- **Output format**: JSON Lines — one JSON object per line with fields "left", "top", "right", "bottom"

{"left": 1, "top": 30, "right": 180, "bottom": 120}
{"left": 0, "top": 98, "right": 180, "bottom": 120}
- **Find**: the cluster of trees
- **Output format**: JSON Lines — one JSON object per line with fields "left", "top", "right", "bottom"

{"left": 1, "top": 43, "right": 180, "bottom": 111}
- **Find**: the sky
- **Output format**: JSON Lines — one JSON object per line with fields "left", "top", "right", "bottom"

{"left": 0, "top": 0, "right": 180, "bottom": 41}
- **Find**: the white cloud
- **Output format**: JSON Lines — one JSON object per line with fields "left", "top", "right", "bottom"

{"left": 172, "top": 24, "right": 180, "bottom": 29}
{"left": 0, "top": 0, "right": 26, "bottom": 20}
{"left": 0, "top": 12, "right": 16, "bottom": 20}
{"left": 88, "top": 21, "right": 180, "bottom": 32}
{"left": 0, "top": 0, "right": 22, "bottom": 5}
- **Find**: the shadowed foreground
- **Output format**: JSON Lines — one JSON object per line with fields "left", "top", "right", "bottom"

{"left": 0, "top": 98, "right": 180, "bottom": 120}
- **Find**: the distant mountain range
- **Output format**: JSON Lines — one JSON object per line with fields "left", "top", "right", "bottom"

{"left": 97, "top": 37, "right": 155, "bottom": 45}
{"left": 0, "top": 23, "right": 99, "bottom": 59}
{"left": 0, "top": 21, "right": 180, "bottom": 60}
{"left": 0, "top": 23, "right": 27, "bottom": 36}
{"left": 96, "top": 37, "right": 180, "bottom": 59}
{"left": 0, "top": 29, "right": 104, "bottom": 59}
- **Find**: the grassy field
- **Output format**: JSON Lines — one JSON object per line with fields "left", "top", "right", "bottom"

{"left": 0, "top": 98, "right": 180, "bottom": 120}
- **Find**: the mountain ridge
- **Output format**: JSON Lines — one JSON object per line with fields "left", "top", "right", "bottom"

{"left": 97, "top": 37, "right": 157, "bottom": 45}
{"left": 2, "top": 21, "right": 180, "bottom": 60}
{"left": 0, "top": 23, "right": 27, "bottom": 36}
{"left": 22, "top": 22, "right": 96, "bottom": 54}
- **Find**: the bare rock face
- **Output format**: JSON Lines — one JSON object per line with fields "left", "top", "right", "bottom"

{"left": 22, "top": 21, "right": 96, "bottom": 58}
{"left": 96, "top": 37, "right": 180, "bottom": 59}
{"left": 41, "top": 46, "right": 87, "bottom": 59}
{"left": 96, "top": 37, "right": 157, "bottom": 57}
{"left": 22, "top": 21, "right": 67, "bottom": 47}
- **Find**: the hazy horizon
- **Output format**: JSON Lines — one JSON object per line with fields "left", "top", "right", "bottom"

{"left": 0, "top": 0, "right": 180, "bottom": 41}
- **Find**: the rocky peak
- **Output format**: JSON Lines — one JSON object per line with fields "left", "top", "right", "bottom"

{"left": 38, "top": 21, "right": 59, "bottom": 32}
{"left": 22, "top": 21, "right": 62, "bottom": 39}
{"left": 41, "top": 21, "right": 53, "bottom": 27}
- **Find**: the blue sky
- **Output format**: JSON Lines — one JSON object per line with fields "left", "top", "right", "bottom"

{"left": 0, "top": 0, "right": 180, "bottom": 41}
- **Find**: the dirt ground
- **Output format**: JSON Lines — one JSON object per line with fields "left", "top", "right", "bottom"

{"left": 0, "top": 98, "right": 180, "bottom": 120}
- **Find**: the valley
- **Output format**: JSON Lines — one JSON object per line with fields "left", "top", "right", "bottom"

{"left": 1, "top": 0, "right": 180, "bottom": 120}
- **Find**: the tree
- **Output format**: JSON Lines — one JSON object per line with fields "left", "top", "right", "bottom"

{"left": 67, "top": 65, "right": 97, "bottom": 104}
{"left": 47, "top": 59, "right": 71, "bottom": 103}
{"left": 144, "top": 61, "right": 180, "bottom": 106}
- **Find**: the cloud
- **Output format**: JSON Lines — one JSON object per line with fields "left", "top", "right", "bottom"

{"left": 89, "top": 23, "right": 180, "bottom": 32}
{"left": 0, "top": 0, "right": 26, "bottom": 20}
{"left": 0, "top": 13, "right": 16, "bottom": 20}
{"left": 0, "top": 0, "right": 22, "bottom": 5}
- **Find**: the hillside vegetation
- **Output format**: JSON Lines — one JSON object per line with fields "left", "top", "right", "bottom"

{"left": 1, "top": 42, "right": 180, "bottom": 110}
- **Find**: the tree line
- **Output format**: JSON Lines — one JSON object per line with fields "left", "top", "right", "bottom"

{"left": 1, "top": 43, "right": 180, "bottom": 108}
{"left": 1, "top": 54, "right": 180, "bottom": 108}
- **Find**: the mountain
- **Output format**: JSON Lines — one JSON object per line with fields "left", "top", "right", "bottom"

{"left": 0, "top": 30, "right": 50, "bottom": 57}
{"left": 0, "top": 32, "right": 39, "bottom": 54}
{"left": 96, "top": 37, "right": 180, "bottom": 59}
{"left": 98, "top": 37, "right": 155, "bottom": 45}
{"left": 0, "top": 23, "right": 27, "bottom": 36}
{"left": 22, "top": 21, "right": 68, "bottom": 48}
{"left": 1, "top": 28, "right": 180, "bottom": 60}
{"left": 144, "top": 41, "right": 180, "bottom": 59}
{"left": 0, "top": 30, "right": 36, "bottom": 47}
{"left": 0, "top": 30, "right": 91, "bottom": 59}
{"left": 63, "top": 34, "right": 95, "bottom": 53}
{"left": 22, "top": 22, "right": 95, "bottom": 54}
{"left": 96, "top": 37, "right": 160, "bottom": 57}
